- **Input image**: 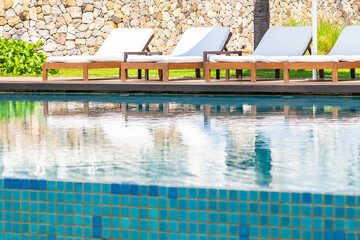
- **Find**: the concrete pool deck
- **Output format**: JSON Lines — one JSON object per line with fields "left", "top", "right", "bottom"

{"left": 1, "top": 76, "right": 360, "bottom": 95}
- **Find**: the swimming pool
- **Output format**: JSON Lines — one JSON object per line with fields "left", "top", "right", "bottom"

{"left": 1, "top": 93, "right": 359, "bottom": 239}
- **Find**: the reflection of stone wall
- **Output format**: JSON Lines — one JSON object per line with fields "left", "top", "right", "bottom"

{"left": 1, "top": 0, "right": 360, "bottom": 56}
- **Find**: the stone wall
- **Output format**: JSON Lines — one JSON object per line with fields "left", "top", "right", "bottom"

{"left": 0, "top": 0, "right": 359, "bottom": 56}
{"left": 270, "top": 0, "right": 360, "bottom": 27}
{"left": 0, "top": 0, "right": 254, "bottom": 56}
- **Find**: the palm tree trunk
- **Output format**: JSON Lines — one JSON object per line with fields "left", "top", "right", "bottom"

{"left": 254, "top": 0, "right": 270, "bottom": 50}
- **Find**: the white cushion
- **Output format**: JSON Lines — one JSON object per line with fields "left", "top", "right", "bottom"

{"left": 253, "top": 26, "right": 312, "bottom": 56}
{"left": 87, "top": 55, "right": 124, "bottom": 62}
{"left": 209, "top": 55, "right": 289, "bottom": 63}
{"left": 127, "top": 55, "right": 166, "bottom": 63}
{"left": 209, "top": 55, "right": 258, "bottom": 63}
{"left": 336, "top": 55, "right": 360, "bottom": 62}
{"left": 46, "top": 56, "right": 90, "bottom": 63}
{"left": 170, "top": 27, "right": 231, "bottom": 56}
{"left": 94, "top": 28, "right": 154, "bottom": 58}
{"left": 158, "top": 56, "right": 203, "bottom": 63}
{"left": 127, "top": 55, "right": 203, "bottom": 63}
{"left": 254, "top": 56, "right": 290, "bottom": 62}
{"left": 329, "top": 26, "right": 360, "bottom": 55}
{"left": 47, "top": 28, "right": 154, "bottom": 63}
{"left": 288, "top": 55, "right": 339, "bottom": 62}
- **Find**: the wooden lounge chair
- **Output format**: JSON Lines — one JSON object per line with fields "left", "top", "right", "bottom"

{"left": 284, "top": 26, "right": 360, "bottom": 83}
{"left": 42, "top": 28, "right": 154, "bottom": 82}
{"left": 204, "top": 26, "right": 312, "bottom": 82}
{"left": 121, "top": 27, "right": 232, "bottom": 82}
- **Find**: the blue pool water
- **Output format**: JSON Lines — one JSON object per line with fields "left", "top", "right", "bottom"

{"left": 1, "top": 93, "right": 360, "bottom": 193}
{"left": 2, "top": 93, "right": 360, "bottom": 240}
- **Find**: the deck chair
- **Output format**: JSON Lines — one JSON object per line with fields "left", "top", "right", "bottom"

{"left": 204, "top": 26, "right": 312, "bottom": 82}
{"left": 284, "top": 26, "right": 360, "bottom": 83}
{"left": 42, "top": 28, "right": 154, "bottom": 82}
{"left": 121, "top": 27, "right": 232, "bottom": 82}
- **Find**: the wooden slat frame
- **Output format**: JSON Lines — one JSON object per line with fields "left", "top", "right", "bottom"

{"left": 284, "top": 62, "right": 338, "bottom": 83}
{"left": 42, "top": 33, "right": 154, "bottom": 82}
{"left": 120, "top": 62, "right": 203, "bottom": 82}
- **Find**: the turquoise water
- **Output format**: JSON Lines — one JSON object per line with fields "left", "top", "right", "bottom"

{"left": 1, "top": 93, "right": 360, "bottom": 193}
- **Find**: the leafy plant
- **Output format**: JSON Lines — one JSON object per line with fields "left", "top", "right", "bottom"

{"left": 282, "top": 17, "right": 346, "bottom": 55}
{"left": 0, "top": 38, "right": 58, "bottom": 76}
{"left": 317, "top": 20, "right": 346, "bottom": 54}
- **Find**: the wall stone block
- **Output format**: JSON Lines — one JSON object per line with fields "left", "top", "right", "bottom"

{"left": 0, "top": 0, "right": 359, "bottom": 56}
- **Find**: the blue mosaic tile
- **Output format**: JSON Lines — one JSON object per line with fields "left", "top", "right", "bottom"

{"left": 149, "top": 186, "right": 158, "bottom": 196}
{"left": 291, "top": 193, "right": 301, "bottom": 203}
{"left": 130, "top": 184, "right": 139, "bottom": 195}
{"left": 1, "top": 180, "right": 360, "bottom": 240}
{"left": 110, "top": 184, "right": 120, "bottom": 194}
{"left": 281, "top": 192, "right": 290, "bottom": 203}
{"left": 302, "top": 193, "right": 312, "bottom": 204}
{"left": 178, "top": 188, "right": 187, "bottom": 198}
{"left": 168, "top": 187, "right": 178, "bottom": 199}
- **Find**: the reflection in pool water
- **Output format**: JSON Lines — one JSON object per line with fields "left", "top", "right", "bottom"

{"left": 1, "top": 94, "right": 360, "bottom": 193}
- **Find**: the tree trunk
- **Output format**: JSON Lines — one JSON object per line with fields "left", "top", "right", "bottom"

{"left": 254, "top": 0, "right": 270, "bottom": 50}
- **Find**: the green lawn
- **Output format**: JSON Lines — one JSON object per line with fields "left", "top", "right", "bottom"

{"left": 1, "top": 68, "right": 357, "bottom": 80}
{"left": 48, "top": 68, "right": 355, "bottom": 80}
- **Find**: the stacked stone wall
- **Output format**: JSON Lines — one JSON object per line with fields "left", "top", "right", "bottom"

{"left": 0, "top": 0, "right": 359, "bottom": 56}
{"left": 270, "top": 0, "right": 360, "bottom": 27}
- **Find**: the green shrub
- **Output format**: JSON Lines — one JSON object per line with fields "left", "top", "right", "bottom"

{"left": 282, "top": 17, "right": 346, "bottom": 55}
{"left": 317, "top": 20, "right": 346, "bottom": 54}
{"left": 0, "top": 38, "right": 58, "bottom": 76}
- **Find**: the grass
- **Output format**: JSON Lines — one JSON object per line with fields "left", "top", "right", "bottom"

{"left": 47, "top": 68, "right": 356, "bottom": 80}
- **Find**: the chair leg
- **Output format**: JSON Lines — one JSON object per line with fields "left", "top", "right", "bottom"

{"left": 319, "top": 69, "right": 325, "bottom": 79}
{"left": 275, "top": 69, "right": 280, "bottom": 78}
{"left": 332, "top": 63, "right": 338, "bottom": 83}
{"left": 236, "top": 69, "right": 242, "bottom": 80}
{"left": 138, "top": 69, "right": 142, "bottom": 79}
{"left": 83, "top": 63, "right": 88, "bottom": 82}
{"left": 42, "top": 64, "right": 48, "bottom": 81}
{"left": 284, "top": 63, "right": 290, "bottom": 83}
{"left": 121, "top": 67, "right": 127, "bottom": 82}
{"left": 204, "top": 66, "right": 211, "bottom": 82}
{"left": 195, "top": 69, "right": 201, "bottom": 78}
{"left": 351, "top": 68, "right": 356, "bottom": 79}
{"left": 145, "top": 69, "right": 149, "bottom": 80}
{"left": 158, "top": 69, "right": 163, "bottom": 80}
{"left": 163, "top": 66, "right": 169, "bottom": 82}
{"left": 250, "top": 63, "right": 256, "bottom": 82}
{"left": 216, "top": 69, "right": 220, "bottom": 79}
{"left": 226, "top": 69, "right": 230, "bottom": 80}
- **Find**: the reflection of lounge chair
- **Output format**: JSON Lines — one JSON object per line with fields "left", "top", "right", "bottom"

{"left": 42, "top": 28, "right": 154, "bottom": 82}
{"left": 284, "top": 26, "right": 360, "bottom": 83}
{"left": 121, "top": 27, "right": 232, "bottom": 82}
{"left": 204, "top": 26, "right": 312, "bottom": 82}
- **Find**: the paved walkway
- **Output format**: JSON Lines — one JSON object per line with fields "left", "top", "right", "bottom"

{"left": 1, "top": 76, "right": 360, "bottom": 95}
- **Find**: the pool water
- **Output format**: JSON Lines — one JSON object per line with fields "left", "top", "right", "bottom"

{"left": 1, "top": 93, "right": 360, "bottom": 193}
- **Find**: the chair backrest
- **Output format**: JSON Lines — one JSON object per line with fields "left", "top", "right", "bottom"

{"left": 253, "top": 26, "right": 312, "bottom": 56}
{"left": 94, "top": 28, "right": 154, "bottom": 57}
{"left": 329, "top": 26, "right": 360, "bottom": 55}
{"left": 170, "top": 27, "right": 231, "bottom": 56}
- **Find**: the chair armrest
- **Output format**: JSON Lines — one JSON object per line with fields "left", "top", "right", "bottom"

{"left": 124, "top": 52, "right": 162, "bottom": 62}
{"left": 203, "top": 51, "right": 242, "bottom": 62}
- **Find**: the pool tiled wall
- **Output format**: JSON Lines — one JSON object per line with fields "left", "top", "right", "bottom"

{"left": 0, "top": 178, "right": 358, "bottom": 240}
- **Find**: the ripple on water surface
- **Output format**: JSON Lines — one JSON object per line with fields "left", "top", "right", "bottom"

{"left": 1, "top": 94, "right": 360, "bottom": 193}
